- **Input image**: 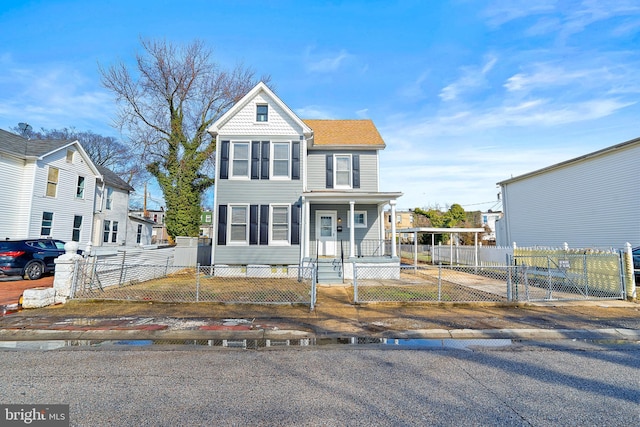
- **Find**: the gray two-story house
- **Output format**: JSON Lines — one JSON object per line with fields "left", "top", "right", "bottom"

{"left": 207, "top": 82, "right": 402, "bottom": 280}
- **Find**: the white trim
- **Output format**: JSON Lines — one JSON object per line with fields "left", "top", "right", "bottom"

{"left": 227, "top": 204, "right": 249, "bottom": 246}
{"left": 270, "top": 141, "right": 291, "bottom": 180}
{"left": 269, "top": 203, "right": 291, "bottom": 246}
{"left": 334, "top": 153, "right": 352, "bottom": 189}
{"left": 347, "top": 210, "right": 367, "bottom": 228}
{"left": 230, "top": 141, "right": 251, "bottom": 180}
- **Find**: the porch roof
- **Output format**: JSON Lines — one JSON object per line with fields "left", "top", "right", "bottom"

{"left": 302, "top": 191, "right": 403, "bottom": 205}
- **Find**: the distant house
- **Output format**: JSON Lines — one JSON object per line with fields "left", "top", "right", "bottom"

{"left": 481, "top": 210, "right": 502, "bottom": 243}
{"left": 207, "top": 82, "right": 403, "bottom": 276}
{"left": 0, "top": 129, "right": 100, "bottom": 243}
{"left": 496, "top": 136, "right": 639, "bottom": 248}
{"left": 384, "top": 210, "right": 415, "bottom": 242}
{"left": 200, "top": 210, "right": 213, "bottom": 238}
{"left": 129, "top": 208, "right": 169, "bottom": 245}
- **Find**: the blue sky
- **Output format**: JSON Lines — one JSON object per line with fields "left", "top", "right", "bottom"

{"left": 2, "top": 0, "right": 640, "bottom": 212}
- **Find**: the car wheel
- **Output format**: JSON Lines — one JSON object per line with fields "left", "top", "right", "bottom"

{"left": 24, "top": 262, "right": 44, "bottom": 280}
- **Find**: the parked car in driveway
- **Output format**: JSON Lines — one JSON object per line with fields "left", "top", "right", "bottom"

{"left": 0, "top": 239, "right": 68, "bottom": 280}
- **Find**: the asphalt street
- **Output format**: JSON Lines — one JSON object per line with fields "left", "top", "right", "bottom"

{"left": 1, "top": 342, "right": 638, "bottom": 426}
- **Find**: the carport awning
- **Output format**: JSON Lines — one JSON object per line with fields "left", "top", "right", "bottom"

{"left": 397, "top": 227, "right": 486, "bottom": 267}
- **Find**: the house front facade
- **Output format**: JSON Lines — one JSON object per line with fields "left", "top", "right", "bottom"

{"left": 0, "top": 129, "right": 99, "bottom": 244}
{"left": 208, "top": 83, "right": 402, "bottom": 276}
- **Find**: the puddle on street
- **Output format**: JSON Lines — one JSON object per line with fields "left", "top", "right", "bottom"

{"left": 0, "top": 338, "right": 637, "bottom": 351}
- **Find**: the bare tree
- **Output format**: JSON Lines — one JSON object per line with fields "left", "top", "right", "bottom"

{"left": 100, "top": 38, "right": 268, "bottom": 240}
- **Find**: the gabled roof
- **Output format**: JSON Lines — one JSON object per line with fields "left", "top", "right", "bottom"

{"left": 207, "top": 82, "right": 312, "bottom": 136}
{"left": 0, "top": 128, "right": 102, "bottom": 178}
{"left": 96, "top": 165, "right": 134, "bottom": 192}
{"left": 497, "top": 135, "right": 640, "bottom": 186}
{"left": 303, "top": 119, "right": 386, "bottom": 149}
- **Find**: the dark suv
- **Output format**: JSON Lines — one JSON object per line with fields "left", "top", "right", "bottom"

{"left": 0, "top": 239, "right": 67, "bottom": 280}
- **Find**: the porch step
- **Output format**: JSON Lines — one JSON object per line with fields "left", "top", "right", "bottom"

{"left": 316, "top": 258, "right": 343, "bottom": 284}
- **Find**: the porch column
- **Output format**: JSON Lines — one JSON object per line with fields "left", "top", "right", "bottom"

{"left": 390, "top": 200, "right": 397, "bottom": 258}
{"left": 349, "top": 200, "right": 355, "bottom": 258}
{"left": 379, "top": 204, "right": 385, "bottom": 255}
{"left": 304, "top": 197, "right": 310, "bottom": 259}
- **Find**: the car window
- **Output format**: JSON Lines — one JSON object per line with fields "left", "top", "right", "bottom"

{"left": 26, "top": 241, "right": 48, "bottom": 249}
{"left": 53, "top": 241, "right": 65, "bottom": 250}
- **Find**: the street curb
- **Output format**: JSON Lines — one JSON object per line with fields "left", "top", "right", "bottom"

{"left": 0, "top": 328, "right": 637, "bottom": 342}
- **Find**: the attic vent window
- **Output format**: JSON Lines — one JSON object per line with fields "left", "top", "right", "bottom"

{"left": 66, "top": 150, "right": 74, "bottom": 163}
{"left": 256, "top": 104, "right": 268, "bottom": 122}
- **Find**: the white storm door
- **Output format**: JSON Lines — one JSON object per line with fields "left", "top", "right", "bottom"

{"left": 316, "top": 211, "right": 337, "bottom": 256}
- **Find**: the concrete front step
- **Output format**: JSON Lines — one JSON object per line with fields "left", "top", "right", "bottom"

{"left": 317, "top": 258, "right": 343, "bottom": 284}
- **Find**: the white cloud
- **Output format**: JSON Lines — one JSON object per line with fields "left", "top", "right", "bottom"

{"left": 294, "top": 105, "right": 336, "bottom": 119}
{"left": 304, "top": 48, "right": 351, "bottom": 73}
{"left": 439, "top": 55, "right": 497, "bottom": 102}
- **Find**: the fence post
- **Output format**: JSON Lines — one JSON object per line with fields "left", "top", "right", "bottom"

{"left": 353, "top": 264, "right": 358, "bottom": 303}
{"left": 438, "top": 263, "right": 442, "bottom": 302}
{"left": 311, "top": 266, "right": 317, "bottom": 310}
{"left": 624, "top": 243, "right": 636, "bottom": 300}
{"left": 196, "top": 263, "right": 200, "bottom": 302}
{"left": 119, "top": 250, "right": 127, "bottom": 286}
{"left": 506, "top": 254, "right": 512, "bottom": 301}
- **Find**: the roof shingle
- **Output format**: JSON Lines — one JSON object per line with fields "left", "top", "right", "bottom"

{"left": 302, "top": 119, "right": 386, "bottom": 148}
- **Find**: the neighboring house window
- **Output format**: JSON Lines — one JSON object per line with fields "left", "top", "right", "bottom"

{"left": 229, "top": 205, "right": 248, "bottom": 244}
{"left": 111, "top": 221, "right": 118, "bottom": 243}
{"left": 231, "top": 142, "right": 250, "bottom": 178}
{"left": 66, "top": 150, "right": 74, "bottom": 163}
{"left": 348, "top": 211, "right": 367, "bottom": 228}
{"left": 397, "top": 215, "right": 402, "bottom": 224}
{"left": 106, "top": 187, "right": 113, "bottom": 210}
{"left": 153, "top": 214, "right": 158, "bottom": 223}
{"left": 256, "top": 104, "right": 268, "bottom": 122}
{"left": 76, "top": 176, "right": 85, "bottom": 199}
{"left": 271, "top": 205, "right": 289, "bottom": 244}
{"left": 136, "top": 224, "right": 142, "bottom": 244}
{"left": 205, "top": 214, "right": 212, "bottom": 222}
{"left": 271, "top": 142, "right": 290, "bottom": 178}
{"left": 335, "top": 155, "right": 352, "bottom": 188}
{"left": 482, "top": 215, "right": 488, "bottom": 224}
{"left": 72, "top": 215, "right": 82, "bottom": 242}
{"left": 103, "top": 221, "right": 111, "bottom": 243}
{"left": 410, "top": 215, "right": 414, "bottom": 224}
{"left": 46, "top": 167, "right": 59, "bottom": 197}
{"left": 41, "top": 212, "right": 53, "bottom": 236}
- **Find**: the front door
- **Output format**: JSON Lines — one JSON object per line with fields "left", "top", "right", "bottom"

{"left": 316, "top": 211, "right": 337, "bottom": 256}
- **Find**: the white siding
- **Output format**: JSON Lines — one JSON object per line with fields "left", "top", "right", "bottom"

{"left": 219, "top": 93, "right": 305, "bottom": 137}
{"left": 306, "top": 150, "right": 379, "bottom": 191}
{"left": 499, "top": 143, "right": 640, "bottom": 248}
{"left": 0, "top": 154, "right": 33, "bottom": 239}
{"left": 93, "top": 186, "right": 130, "bottom": 246}
{"left": 28, "top": 149, "right": 96, "bottom": 242}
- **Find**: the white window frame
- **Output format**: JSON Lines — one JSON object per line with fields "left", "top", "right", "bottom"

{"left": 269, "top": 204, "right": 290, "bottom": 245}
{"left": 348, "top": 211, "right": 367, "bottom": 228}
{"left": 46, "top": 166, "right": 59, "bottom": 198}
{"left": 41, "top": 212, "right": 53, "bottom": 236}
{"left": 72, "top": 215, "right": 82, "bottom": 242}
{"left": 256, "top": 103, "right": 268, "bottom": 122}
{"left": 228, "top": 204, "right": 249, "bottom": 245}
{"left": 270, "top": 141, "right": 290, "bottom": 180}
{"left": 334, "top": 154, "right": 352, "bottom": 189}
{"left": 230, "top": 141, "right": 250, "bottom": 180}
{"left": 76, "top": 175, "right": 86, "bottom": 199}
{"left": 105, "top": 187, "right": 113, "bottom": 210}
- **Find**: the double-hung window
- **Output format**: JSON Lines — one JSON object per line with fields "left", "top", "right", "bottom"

{"left": 271, "top": 142, "right": 290, "bottom": 179}
{"left": 103, "top": 220, "right": 111, "bottom": 243}
{"left": 348, "top": 211, "right": 367, "bottom": 228}
{"left": 270, "top": 205, "right": 289, "bottom": 244}
{"left": 335, "top": 154, "right": 352, "bottom": 188}
{"left": 76, "top": 176, "right": 85, "bottom": 199}
{"left": 46, "top": 167, "right": 59, "bottom": 197}
{"left": 229, "top": 205, "right": 248, "bottom": 244}
{"left": 231, "top": 142, "right": 250, "bottom": 178}
{"left": 41, "top": 212, "right": 53, "bottom": 236}
{"left": 72, "top": 215, "right": 82, "bottom": 242}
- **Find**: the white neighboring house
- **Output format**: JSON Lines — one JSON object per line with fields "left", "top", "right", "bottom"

{"left": 496, "top": 136, "right": 640, "bottom": 248}
{"left": 0, "top": 129, "right": 152, "bottom": 249}
{"left": 93, "top": 165, "right": 152, "bottom": 248}
{"left": 0, "top": 129, "right": 100, "bottom": 243}
{"left": 481, "top": 210, "right": 503, "bottom": 243}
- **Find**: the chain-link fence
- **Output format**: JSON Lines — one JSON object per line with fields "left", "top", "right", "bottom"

{"left": 353, "top": 262, "right": 626, "bottom": 303}
{"left": 72, "top": 261, "right": 316, "bottom": 309}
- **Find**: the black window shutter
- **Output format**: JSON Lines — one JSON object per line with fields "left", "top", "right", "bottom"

{"left": 217, "top": 205, "right": 227, "bottom": 245}
{"left": 219, "top": 141, "right": 230, "bottom": 180}
{"left": 325, "top": 154, "right": 333, "bottom": 188}
{"left": 251, "top": 141, "right": 260, "bottom": 180}
{"left": 291, "top": 204, "right": 300, "bottom": 245}
{"left": 292, "top": 141, "right": 300, "bottom": 180}
{"left": 259, "top": 204, "right": 269, "bottom": 245}
{"left": 249, "top": 205, "right": 259, "bottom": 244}
{"left": 352, "top": 154, "right": 360, "bottom": 189}
{"left": 261, "top": 141, "right": 270, "bottom": 180}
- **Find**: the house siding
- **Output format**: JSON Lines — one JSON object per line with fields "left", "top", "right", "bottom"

{"left": 307, "top": 150, "right": 378, "bottom": 191}
{"left": 221, "top": 93, "right": 304, "bottom": 137}
{"left": 309, "top": 204, "right": 381, "bottom": 241}
{"left": 498, "top": 143, "right": 640, "bottom": 248}
{"left": 27, "top": 149, "right": 96, "bottom": 242}
{"left": 0, "top": 154, "right": 33, "bottom": 239}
